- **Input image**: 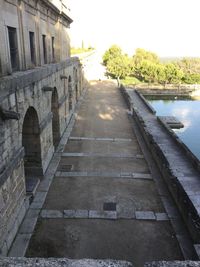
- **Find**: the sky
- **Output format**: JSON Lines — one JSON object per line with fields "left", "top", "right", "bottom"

{"left": 68, "top": 0, "right": 200, "bottom": 57}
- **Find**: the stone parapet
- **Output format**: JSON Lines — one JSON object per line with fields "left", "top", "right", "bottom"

{"left": 0, "top": 258, "right": 133, "bottom": 267}
{"left": 145, "top": 261, "right": 200, "bottom": 267}
{"left": 121, "top": 85, "right": 200, "bottom": 245}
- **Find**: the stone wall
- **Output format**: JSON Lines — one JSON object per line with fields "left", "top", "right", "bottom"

{"left": 0, "top": 57, "right": 85, "bottom": 255}
{"left": 0, "top": 0, "right": 72, "bottom": 77}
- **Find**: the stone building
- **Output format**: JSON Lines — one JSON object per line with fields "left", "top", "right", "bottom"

{"left": 0, "top": 0, "right": 84, "bottom": 255}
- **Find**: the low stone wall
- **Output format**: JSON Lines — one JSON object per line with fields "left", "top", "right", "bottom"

{"left": 0, "top": 258, "right": 133, "bottom": 267}
{"left": 145, "top": 261, "right": 200, "bottom": 267}
{"left": 120, "top": 85, "right": 200, "bottom": 246}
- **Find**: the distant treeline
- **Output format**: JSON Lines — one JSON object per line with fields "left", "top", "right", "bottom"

{"left": 71, "top": 46, "right": 94, "bottom": 55}
{"left": 102, "top": 45, "right": 200, "bottom": 84}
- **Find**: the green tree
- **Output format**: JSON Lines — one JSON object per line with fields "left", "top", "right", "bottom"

{"left": 133, "top": 48, "right": 160, "bottom": 66}
{"left": 102, "top": 45, "right": 122, "bottom": 66}
{"left": 106, "top": 54, "right": 133, "bottom": 80}
{"left": 164, "top": 63, "right": 184, "bottom": 84}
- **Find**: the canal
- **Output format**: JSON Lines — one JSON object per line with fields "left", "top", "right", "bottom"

{"left": 145, "top": 95, "right": 200, "bottom": 160}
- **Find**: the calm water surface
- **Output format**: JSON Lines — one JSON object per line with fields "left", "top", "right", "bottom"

{"left": 146, "top": 96, "right": 200, "bottom": 160}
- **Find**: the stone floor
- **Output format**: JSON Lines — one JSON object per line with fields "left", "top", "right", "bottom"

{"left": 26, "top": 81, "right": 184, "bottom": 267}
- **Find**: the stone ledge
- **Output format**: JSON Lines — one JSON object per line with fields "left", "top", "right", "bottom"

{"left": 0, "top": 258, "right": 133, "bottom": 267}
{"left": 144, "top": 261, "right": 200, "bottom": 267}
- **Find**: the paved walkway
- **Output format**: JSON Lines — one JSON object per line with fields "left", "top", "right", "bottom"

{"left": 26, "top": 81, "right": 184, "bottom": 267}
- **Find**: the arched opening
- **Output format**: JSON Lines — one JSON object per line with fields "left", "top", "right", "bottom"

{"left": 22, "top": 107, "right": 43, "bottom": 195}
{"left": 51, "top": 88, "right": 60, "bottom": 148}
{"left": 68, "top": 76, "right": 73, "bottom": 112}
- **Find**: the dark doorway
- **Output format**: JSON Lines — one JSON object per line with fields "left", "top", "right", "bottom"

{"left": 51, "top": 36, "right": 55, "bottom": 62}
{"left": 29, "top": 31, "right": 36, "bottom": 65}
{"left": 51, "top": 88, "right": 60, "bottom": 148}
{"left": 22, "top": 107, "right": 43, "bottom": 195}
{"left": 8, "top": 26, "right": 19, "bottom": 71}
{"left": 42, "top": 34, "right": 47, "bottom": 64}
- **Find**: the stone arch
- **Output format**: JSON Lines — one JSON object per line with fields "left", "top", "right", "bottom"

{"left": 22, "top": 106, "right": 43, "bottom": 194}
{"left": 51, "top": 87, "right": 60, "bottom": 148}
{"left": 68, "top": 75, "right": 73, "bottom": 112}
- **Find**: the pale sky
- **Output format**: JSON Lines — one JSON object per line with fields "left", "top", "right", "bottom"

{"left": 68, "top": 0, "right": 200, "bottom": 57}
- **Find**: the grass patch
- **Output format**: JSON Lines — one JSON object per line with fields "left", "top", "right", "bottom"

{"left": 71, "top": 47, "right": 94, "bottom": 55}
{"left": 121, "top": 76, "right": 143, "bottom": 86}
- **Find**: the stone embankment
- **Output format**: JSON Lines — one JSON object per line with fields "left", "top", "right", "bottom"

{"left": 121, "top": 85, "right": 200, "bottom": 250}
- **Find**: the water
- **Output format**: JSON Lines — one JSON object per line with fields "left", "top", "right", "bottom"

{"left": 145, "top": 96, "right": 200, "bottom": 160}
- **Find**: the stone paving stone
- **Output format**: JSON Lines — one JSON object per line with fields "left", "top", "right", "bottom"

{"left": 26, "top": 209, "right": 40, "bottom": 219}
{"left": 8, "top": 234, "right": 32, "bottom": 257}
{"left": 37, "top": 179, "right": 51, "bottom": 192}
{"left": 136, "top": 154, "right": 144, "bottom": 159}
{"left": 74, "top": 210, "right": 89, "bottom": 218}
{"left": 95, "top": 137, "right": 114, "bottom": 141}
{"left": 117, "top": 206, "right": 135, "bottom": 219}
{"left": 89, "top": 210, "right": 117, "bottom": 220}
{"left": 120, "top": 172, "right": 132, "bottom": 178}
{"left": 40, "top": 209, "right": 63, "bottom": 219}
{"left": 132, "top": 173, "right": 152, "bottom": 179}
{"left": 135, "top": 211, "right": 156, "bottom": 220}
{"left": 64, "top": 210, "right": 76, "bottom": 218}
{"left": 19, "top": 217, "right": 38, "bottom": 234}
{"left": 33, "top": 191, "right": 47, "bottom": 203}
{"left": 155, "top": 212, "right": 169, "bottom": 221}
{"left": 114, "top": 138, "right": 132, "bottom": 142}
{"left": 29, "top": 201, "right": 44, "bottom": 209}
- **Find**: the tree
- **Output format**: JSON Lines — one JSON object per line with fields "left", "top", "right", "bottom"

{"left": 102, "top": 45, "right": 122, "bottom": 66}
{"left": 164, "top": 63, "right": 184, "bottom": 84}
{"left": 106, "top": 54, "right": 133, "bottom": 80}
{"left": 133, "top": 48, "right": 159, "bottom": 66}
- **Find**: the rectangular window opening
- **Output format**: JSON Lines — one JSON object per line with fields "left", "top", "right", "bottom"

{"left": 8, "top": 26, "right": 19, "bottom": 71}
{"left": 29, "top": 31, "right": 36, "bottom": 65}
{"left": 52, "top": 36, "right": 55, "bottom": 62}
{"left": 42, "top": 34, "right": 47, "bottom": 64}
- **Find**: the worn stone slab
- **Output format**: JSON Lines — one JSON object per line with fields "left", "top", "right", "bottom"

{"left": 120, "top": 172, "right": 132, "bottom": 178}
{"left": 155, "top": 213, "right": 169, "bottom": 221}
{"left": 117, "top": 206, "right": 135, "bottom": 219}
{"left": 114, "top": 138, "right": 132, "bottom": 142}
{"left": 29, "top": 201, "right": 44, "bottom": 209}
{"left": 95, "top": 137, "right": 114, "bottom": 141}
{"left": 25, "top": 209, "right": 40, "bottom": 219}
{"left": 8, "top": 234, "right": 32, "bottom": 257}
{"left": 0, "top": 258, "right": 133, "bottom": 267}
{"left": 135, "top": 211, "right": 156, "bottom": 220}
{"left": 40, "top": 210, "right": 63, "bottom": 219}
{"left": 132, "top": 173, "right": 152, "bottom": 180}
{"left": 89, "top": 210, "right": 117, "bottom": 220}
{"left": 19, "top": 217, "right": 38, "bottom": 234}
{"left": 63, "top": 210, "right": 76, "bottom": 218}
{"left": 74, "top": 210, "right": 89, "bottom": 218}
{"left": 61, "top": 152, "right": 138, "bottom": 158}
{"left": 33, "top": 191, "right": 47, "bottom": 203}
